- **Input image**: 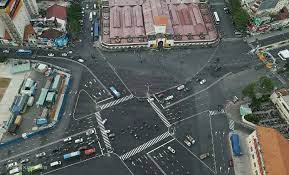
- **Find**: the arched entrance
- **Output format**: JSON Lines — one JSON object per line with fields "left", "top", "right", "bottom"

{"left": 157, "top": 40, "right": 163, "bottom": 49}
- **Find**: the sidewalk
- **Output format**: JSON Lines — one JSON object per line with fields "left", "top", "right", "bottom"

{"left": 245, "top": 28, "right": 289, "bottom": 43}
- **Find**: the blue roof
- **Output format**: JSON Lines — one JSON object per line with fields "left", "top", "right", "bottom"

{"left": 94, "top": 21, "right": 99, "bottom": 37}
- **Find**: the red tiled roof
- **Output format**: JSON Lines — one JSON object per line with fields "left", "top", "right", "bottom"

{"left": 256, "top": 126, "right": 289, "bottom": 175}
{"left": 40, "top": 28, "right": 63, "bottom": 40}
{"left": 154, "top": 16, "right": 168, "bottom": 26}
{"left": 46, "top": 4, "right": 67, "bottom": 20}
{"left": 23, "top": 24, "right": 36, "bottom": 41}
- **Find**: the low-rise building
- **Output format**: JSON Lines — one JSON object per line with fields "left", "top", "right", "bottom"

{"left": 247, "top": 126, "right": 289, "bottom": 175}
{"left": 270, "top": 88, "right": 289, "bottom": 124}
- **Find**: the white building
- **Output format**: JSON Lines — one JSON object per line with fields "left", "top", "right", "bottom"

{"left": 270, "top": 88, "right": 289, "bottom": 124}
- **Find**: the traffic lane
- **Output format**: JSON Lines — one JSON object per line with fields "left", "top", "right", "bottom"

{"left": 51, "top": 153, "right": 130, "bottom": 175}
{"left": 125, "top": 154, "right": 163, "bottom": 175}
{"left": 101, "top": 99, "right": 167, "bottom": 154}
{"left": 148, "top": 140, "right": 215, "bottom": 175}
{"left": 210, "top": 114, "right": 232, "bottom": 175}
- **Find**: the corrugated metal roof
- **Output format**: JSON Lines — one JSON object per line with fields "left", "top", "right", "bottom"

{"left": 46, "top": 92, "right": 55, "bottom": 102}
{"left": 52, "top": 75, "right": 61, "bottom": 90}
{"left": 36, "top": 88, "right": 49, "bottom": 106}
{"left": 24, "top": 78, "right": 35, "bottom": 89}
{"left": 259, "top": 0, "right": 279, "bottom": 11}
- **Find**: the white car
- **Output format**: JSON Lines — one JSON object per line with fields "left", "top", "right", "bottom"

{"left": 63, "top": 137, "right": 72, "bottom": 142}
{"left": 86, "top": 4, "right": 89, "bottom": 9}
{"left": 48, "top": 53, "right": 54, "bottom": 57}
{"left": 78, "top": 59, "right": 85, "bottom": 63}
{"left": 167, "top": 146, "right": 175, "bottom": 154}
{"left": 186, "top": 135, "right": 196, "bottom": 144}
{"left": 68, "top": 50, "right": 73, "bottom": 54}
{"left": 200, "top": 79, "right": 206, "bottom": 85}
{"left": 86, "top": 129, "right": 95, "bottom": 136}
{"left": 184, "top": 139, "right": 191, "bottom": 147}
{"left": 20, "top": 158, "right": 29, "bottom": 164}
{"left": 2, "top": 50, "right": 9, "bottom": 53}
{"left": 36, "top": 152, "right": 46, "bottom": 158}
{"left": 61, "top": 53, "right": 67, "bottom": 57}
{"left": 75, "top": 138, "right": 83, "bottom": 144}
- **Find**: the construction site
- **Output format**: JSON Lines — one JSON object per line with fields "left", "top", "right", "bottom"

{"left": 0, "top": 60, "right": 71, "bottom": 144}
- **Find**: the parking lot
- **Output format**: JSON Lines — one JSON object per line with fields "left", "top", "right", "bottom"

{"left": 0, "top": 128, "right": 101, "bottom": 175}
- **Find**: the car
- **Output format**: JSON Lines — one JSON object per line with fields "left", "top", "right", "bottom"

{"left": 20, "top": 158, "right": 29, "bottom": 164}
{"left": 91, "top": 27, "right": 93, "bottom": 32}
{"left": 167, "top": 146, "right": 175, "bottom": 154}
{"left": 61, "top": 53, "right": 67, "bottom": 57}
{"left": 184, "top": 139, "right": 191, "bottom": 147}
{"left": 108, "top": 133, "right": 115, "bottom": 138}
{"left": 93, "top": 11, "right": 96, "bottom": 16}
{"left": 200, "top": 79, "right": 206, "bottom": 85}
{"left": 48, "top": 53, "right": 54, "bottom": 57}
{"left": 86, "top": 129, "right": 95, "bottom": 136}
{"left": 200, "top": 152, "right": 210, "bottom": 160}
{"left": 50, "top": 161, "right": 61, "bottom": 167}
{"left": 68, "top": 50, "right": 73, "bottom": 54}
{"left": 157, "top": 93, "right": 165, "bottom": 98}
{"left": 78, "top": 59, "right": 84, "bottom": 63}
{"left": 36, "top": 152, "right": 46, "bottom": 158}
{"left": 86, "top": 4, "right": 89, "bottom": 9}
{"left": 75, "top": 138, "right": 83, "bottom": 144}
{"left": 2, "top": 50, "right": 9, "bottom": 53}
{"left": 229, "top": 159, "right": 234, "bottom": 167}
{"left": 84, "top": 148, "right": 96, "bottom": 155}
{"left": 177, "top": 85, "right": 185, "bottom": 91}
{"left": 186, "top": 135, "right": 196, "bottom": 144}
{"left": 63, "top": 137, "right": 72, "bottom": 142}
{"left": 6, "top": 162, "right": 17, "bottom": 169}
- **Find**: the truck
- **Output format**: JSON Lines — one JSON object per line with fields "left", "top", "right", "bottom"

{"left": 14, "top": 115, "right": 22, "bottom": 126}
{"left": 27, "top": 96, "right": 35, "bottom": 107}
{"left": 36, "top": 118, "right": 48, "bottom": 126}
{"left": 200, "top": 152, "right": 210, "bottom": 160}
{"left": 9, "top": 165, "right": 22, "bottom": 175}
{"left": 27, "top": 164, "right": 43, "bottom": 173}
{"left": 41, "top": 108, "right": 48, "bottom": 118}
{"left": 63, "top": 151, "right": 81, "bottom": 160}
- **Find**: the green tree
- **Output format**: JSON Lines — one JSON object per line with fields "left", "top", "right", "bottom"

{"left": 233, "top": 9, "right": 250, "bottom": 31}
{"left": 67, "top": 4, "right": 82, "bottom": 37}
{"left": 242, "top": 82, "right": 256, "bottom": 98}
{"left": 244, "top": 114, "right": 260, "bottom": 124}
{"left": 68, "top": 19, "right": 81, "bottom": 37}
{"left": 251, "top": 96, "right": 261, "bottom": 110}
{"left": 259, "top": 76, "right": 274, "bottom": 93}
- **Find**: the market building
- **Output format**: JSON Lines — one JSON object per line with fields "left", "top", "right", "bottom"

{"left": 100, "top": 0, "right": 218, "bottom": 49}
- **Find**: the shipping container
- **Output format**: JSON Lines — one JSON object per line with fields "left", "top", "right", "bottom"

{"left": 27, "top": 96, "right": 34, "bottom": 107}
{"left": 36, "top": 118, "right": 48, "bottom": 126}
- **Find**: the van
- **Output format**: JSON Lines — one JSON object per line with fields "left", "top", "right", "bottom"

{"left": 177, "top": 85, "right": 185, "bottom": 91}
{"left": 50, "top": 161, "right": 61, "bottom": 167}
{"left": 164, "top": 95, "right": 174, "bottom": 101}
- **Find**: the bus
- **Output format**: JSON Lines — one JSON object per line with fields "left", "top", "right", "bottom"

{"left": 109, "top": 86, "right": 121, "bottom": 99}
{"left": 213, "top": 12, "right": 220, "bottom": 24}
{"left": 16, "top": 49, "right": 32, "bottom": 56}
{"left": 89, "top": 12, "right": 93, "bottom": 22}
{"left": 63, "top": 151, "right": 81, "bottom": 160}
{"left": 27, "top": 164, "right": 43, "bottom": 173}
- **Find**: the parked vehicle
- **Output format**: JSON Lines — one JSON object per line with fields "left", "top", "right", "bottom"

{"left": 20, "top": 158, "right": 29, "bottom": 164}
{"left": 200, "top": 79, "right": 206, "bottom": 85}
{"left": 48, "top": 53, "right": 54, "bottom": 57}
{"left": 177, "top": 85, "right": 185, "bottom": 91}
{"left": 200, "top": 152, "right": 210, "bottom": 160}
{"left": 167, "top": 146, "right": 175, "bottom": 154}
{"left": 86, "top": 129, "right": 95, "bottom": 136}
{"left": 184, "top": 139, "right": 191, "bottom": 147}
{"left": 6, "top": 162, "right": 18, "bottom": 169}
{"left": 2, "top": 50, "right": 9, "bottom": 53}
{"left": 186, "top": 135, "right": 195, "bottom": 144}
{"left": 164, "top": 95, "right": 174, "bottom": 101}
{"left": 27, "top": 164, "right": 43, "bottom": 173}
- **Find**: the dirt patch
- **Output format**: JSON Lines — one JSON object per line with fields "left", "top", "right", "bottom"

{"left": 0, "top": 77, "right": 11, "bottom": 101}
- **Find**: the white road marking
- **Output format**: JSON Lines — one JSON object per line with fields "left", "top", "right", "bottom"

{"left": 100, "top": 94, "right": 134, "bottom": 110}
{"left": 148, "top": 99, "right": 171, "bottom": 127}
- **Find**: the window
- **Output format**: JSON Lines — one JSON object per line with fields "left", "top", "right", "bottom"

{"left": 254, "top": 163, "right": 256, "bottom": 167}
{"left": 282, "top": 103, "right": 289, "bottom": 114}
{"left": 255, "top": 170, "right": 258, "bottom": 175}
{"left": 252, "top": 154, "right": 255, "bottom": 159}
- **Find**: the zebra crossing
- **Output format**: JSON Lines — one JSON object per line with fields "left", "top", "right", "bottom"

{"left": 120, "top": 131, "right": 171, "bottom": 160}
{"left": 100, "top": 94, "right": 134, "bottom": 110}
{"left": 229, "top": 120, "right": 235, "bottom": 130}
{"left": 95, "top": 112, "right": 113, "bottom": 152}
{"left": 148, "top": 99, "right": 171, "bottom": 127}
{"left": 209, "top": 109, "right": 225, "bottom": 116}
